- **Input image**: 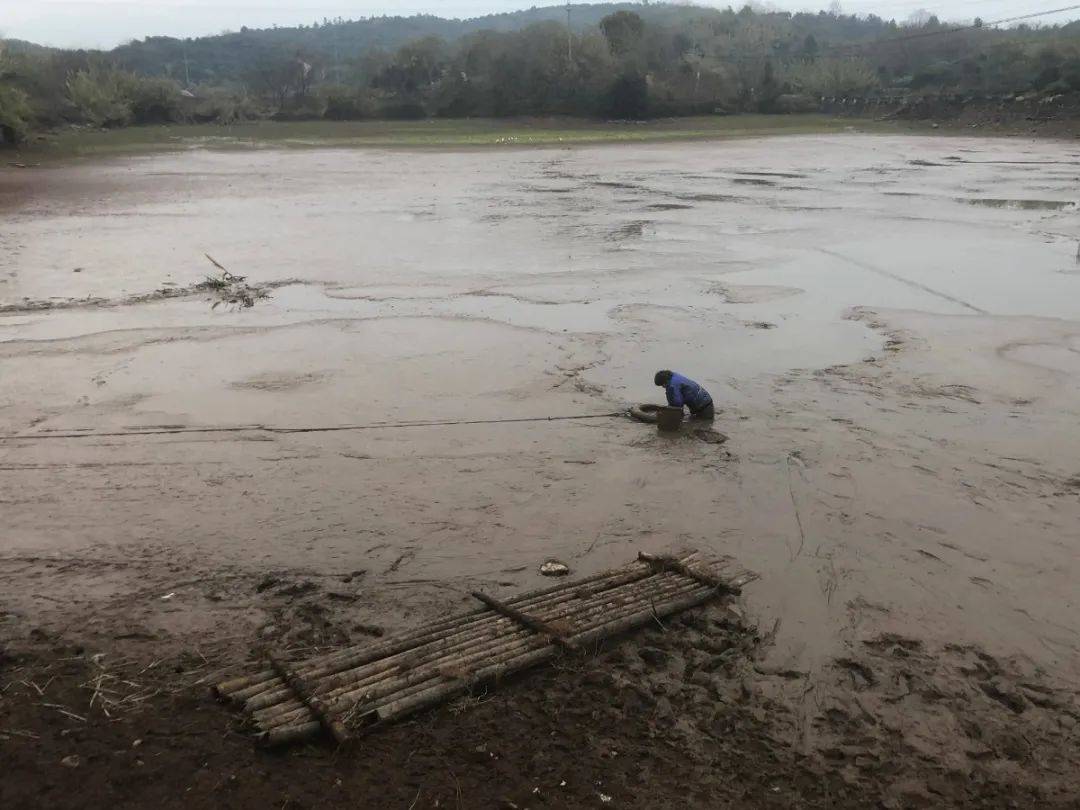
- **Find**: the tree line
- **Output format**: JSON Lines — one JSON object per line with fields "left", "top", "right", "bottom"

{"left": 2, "top": 2, "right": 1079, "bottom": 143}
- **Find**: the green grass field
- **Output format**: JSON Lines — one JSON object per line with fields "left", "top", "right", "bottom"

{"left": 20, "top": 115, "right": 927, "bottom": 162}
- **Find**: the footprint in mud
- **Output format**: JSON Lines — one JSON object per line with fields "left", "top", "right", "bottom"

{"left": 807, "top": 634, "right": 1079, "bottom": 802}
{"left": 959, "top": 197, "right": 1076, "bottom": 211}
{"left": 644, "top": 202, "right": 693, "bottom": 211}
{"left": 385, "top": 550, "right": 416, "bottom": 574}
{"left": 606, "top": 220, "right": 651, "bottom": 241}
{"left": 834, "top": 657, "right": 876, "bottom": 689}
{"left": 231, "top": 371, "right": 328, "bottom": 392}
{"left": 707, "top": 283, "right": 802, "bottom": 304}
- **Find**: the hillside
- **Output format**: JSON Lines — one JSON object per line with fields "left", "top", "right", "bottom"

{"left": 2, "top": 2, "right": 1078, "bottom": 144}
{"left": 110, "top": 4, "right": 689, "bottom": 83}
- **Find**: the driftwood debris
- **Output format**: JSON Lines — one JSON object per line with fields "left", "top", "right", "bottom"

{"left": 216, "top": 551, "right": 756, "bottom": 746}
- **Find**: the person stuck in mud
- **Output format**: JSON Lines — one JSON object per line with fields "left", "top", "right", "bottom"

{"left": 655, "top": 370, "right": 714, "bottom": 420}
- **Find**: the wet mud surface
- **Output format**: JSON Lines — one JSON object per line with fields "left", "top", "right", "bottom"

{"left": 2, "top": 135, "right": 1080, "bottom": 806}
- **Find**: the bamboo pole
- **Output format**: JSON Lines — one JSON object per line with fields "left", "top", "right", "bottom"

{"left": 286, "top": 560, "right": 660, "bottom": 678}
{"left": 342, "top": 583, "right": 722, "bottom": 738}
{"left": 637, "top": 552, "right": 739, "bottom": 595}
{"left": 298, "top": 569, "right": 677, "bottom": 693}
{"left": 256, "top": 703, "right": 310, "bottom": 729}
{"left": 226, "top": 675, "right": 285, "bottom": 705}
{"left": 330, "top": 635, "right": 550, "bottom": 724}
{"left": 566, "top": 585, "right": 715, "bottom": 647}
{"left": 222, "top": 554, "right": 704, "bottom": 700}
{"left": 471, "top": 591, "right": 576, "bottom": 649}
{"left": 245, "top": 685, "right": 298, "bottom": 713}
{"left": 308, "top": 620, "right": 530, "bottom": 696}
{"left": 295, "top": 563, "right": 662, "bottom": 682}
{"left": 269, "top": 654, "right": 350, "bottom": 745}
{"left": 257, "top": 720, "right": 322, "bottom": 747}
{"left": 215, "top": 670, "right": 278, "bottom": 699}
{"left": 290, "top": 553, "right": 700, "bottom": 679}
{"left": 322, "top": 576, "right": 708, "bottom": 724}
{"left": 254, "top": 581, "right": 727, "bottom": 745}
{"left": 356, "top": 646, "right": 557, "bottom": 733}
{"left": 316, "top": 573, "right": 696, "bottom": 702}
{"left": 234, "top": 554, "right": 741, "bottom": 745}
{"left": 254, "top": 570, "right": 712, "bottom": 725}
{"left": 320, "top": 627, "right": 536, "bottom": 705}
{"left": 528, "top": 571, "right": 689, "bottom": 624}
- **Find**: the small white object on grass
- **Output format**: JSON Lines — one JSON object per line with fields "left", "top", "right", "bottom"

{"left": 160, "top": 592, "right": 176, "bottom": 601}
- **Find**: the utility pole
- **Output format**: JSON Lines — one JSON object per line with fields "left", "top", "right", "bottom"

{"left": 566, "top": 2, "right": 573, "bottom": 64}
{"left": 182, "top": 40, "right": 191, "bottom": 87}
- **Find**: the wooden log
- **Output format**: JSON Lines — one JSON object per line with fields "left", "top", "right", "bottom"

{"left": 257, "top": 705, "right": 312, "bottom": 730}
{"left": 637, "top": 552, "right": 740, "bottom": 595}
{"left": 502, "top": 552, "right": 697, "bottom": 607}
{"left": 529, "top": 571, "right": 690, "bottom": 625}
{"left": 220, "top": 553, "right": 702, "bottom": 698}
{"left": 215, "top": 670, "right": 277, "bottom": 700}
{"left": 258, "top": 576, "right": 734, "bottom": 745}
{"left": 257, "top": 721, "right": 322, "bottom": 747}
{"left": 310, "top": 621, "right": 531, "bottom": 696}
{"left": 293, "top": 553, "right": 699, "bottom": 678}
{"left": 357, "top": 646, "right": 557, "bottom": 732}
{"left": 294, "top": 613, "right": 497, "bottom": 679}
{"left": 317, "top": 574, "right": 697, "bottom": 702}
{"left": 269, "top": 654, "right": 350, "bottom": 745}
{"left": 567, "top": 585, "right": 716, "bottom": 648}
{"left": 251, "top": 570, "right": 715, "bottom": 724}
{"left": 297, "top": 577, "right": 595, "bottom": 684}
{"left": 288, "top": 561, "right": 645, "bottom": 677}
{"left": 471, "top": 591, "right": 577, "bottom": 650}
{"left": 326, "top": 634, "right": 550, "bottom": 721}
{"left": 323, "top": 577, "right": 707, "bottom": 722}
{"left": 302, "top": 566, "right": 683, "bottom": 691}
{"left": 349, "top": 582, "right": 720, "bottom": 732}
{"left": 253, "top": 698, "right": 306, "bottom": 725}
{"left": 319, "top": 628, "right": 537, "bottom": 704}
{"left": 245, "top": 685, "right": 297, "bottom": 713}
{"left": 226, "top": 674, "right": 284, "bottom": 705}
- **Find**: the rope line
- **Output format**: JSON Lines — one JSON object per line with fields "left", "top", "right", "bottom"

{"left": 0, "top": 412, "right": 627, "bottom": 442}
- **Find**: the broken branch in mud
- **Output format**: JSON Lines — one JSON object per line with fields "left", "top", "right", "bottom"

{"left": 198, "top": 254, "right": 270, "bottom": 310}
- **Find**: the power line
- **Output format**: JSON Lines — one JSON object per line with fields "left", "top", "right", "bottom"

{"left": 967, "top": 3, "right": 1080, "bottom": 25}
{"left": 828, "top": 3, "right": 1080, "bottom": 54}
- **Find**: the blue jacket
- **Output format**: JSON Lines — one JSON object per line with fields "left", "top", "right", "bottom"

{"left": 665, "top": 372, "right": 712, "bottom": 413}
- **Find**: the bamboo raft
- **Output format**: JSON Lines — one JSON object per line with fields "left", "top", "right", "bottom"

{"left": 215, "top": 552, "right": 755, "bottom": 746}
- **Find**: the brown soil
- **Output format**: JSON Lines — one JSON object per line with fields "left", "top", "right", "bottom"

{"left": 4, "top": 600, "right": 1076, "bottom": 810}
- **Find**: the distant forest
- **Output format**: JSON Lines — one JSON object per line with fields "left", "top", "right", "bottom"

{"left": 2, "top": 2, "right": 1079, "bottom": 142}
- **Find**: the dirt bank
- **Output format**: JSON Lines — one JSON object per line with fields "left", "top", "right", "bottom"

{"left": 4, "top": 600, "right": 1077, "bottom": 809}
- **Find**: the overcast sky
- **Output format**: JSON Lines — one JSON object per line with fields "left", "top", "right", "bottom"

{"left": 4, "top": 0, "right": 1078, "bottom": 49}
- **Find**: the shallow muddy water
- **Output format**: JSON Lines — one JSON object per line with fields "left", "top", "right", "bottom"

{"left": 2, "top": 136, "right": 1079, "bottom": 742}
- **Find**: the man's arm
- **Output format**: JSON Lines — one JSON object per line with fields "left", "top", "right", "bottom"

{"left": 667, "top": 384, "right": 683, "bottom": 407}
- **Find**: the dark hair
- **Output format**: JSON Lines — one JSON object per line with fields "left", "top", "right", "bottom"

{"left": 654, "top": 370, "right": 673, "bottom": 386}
